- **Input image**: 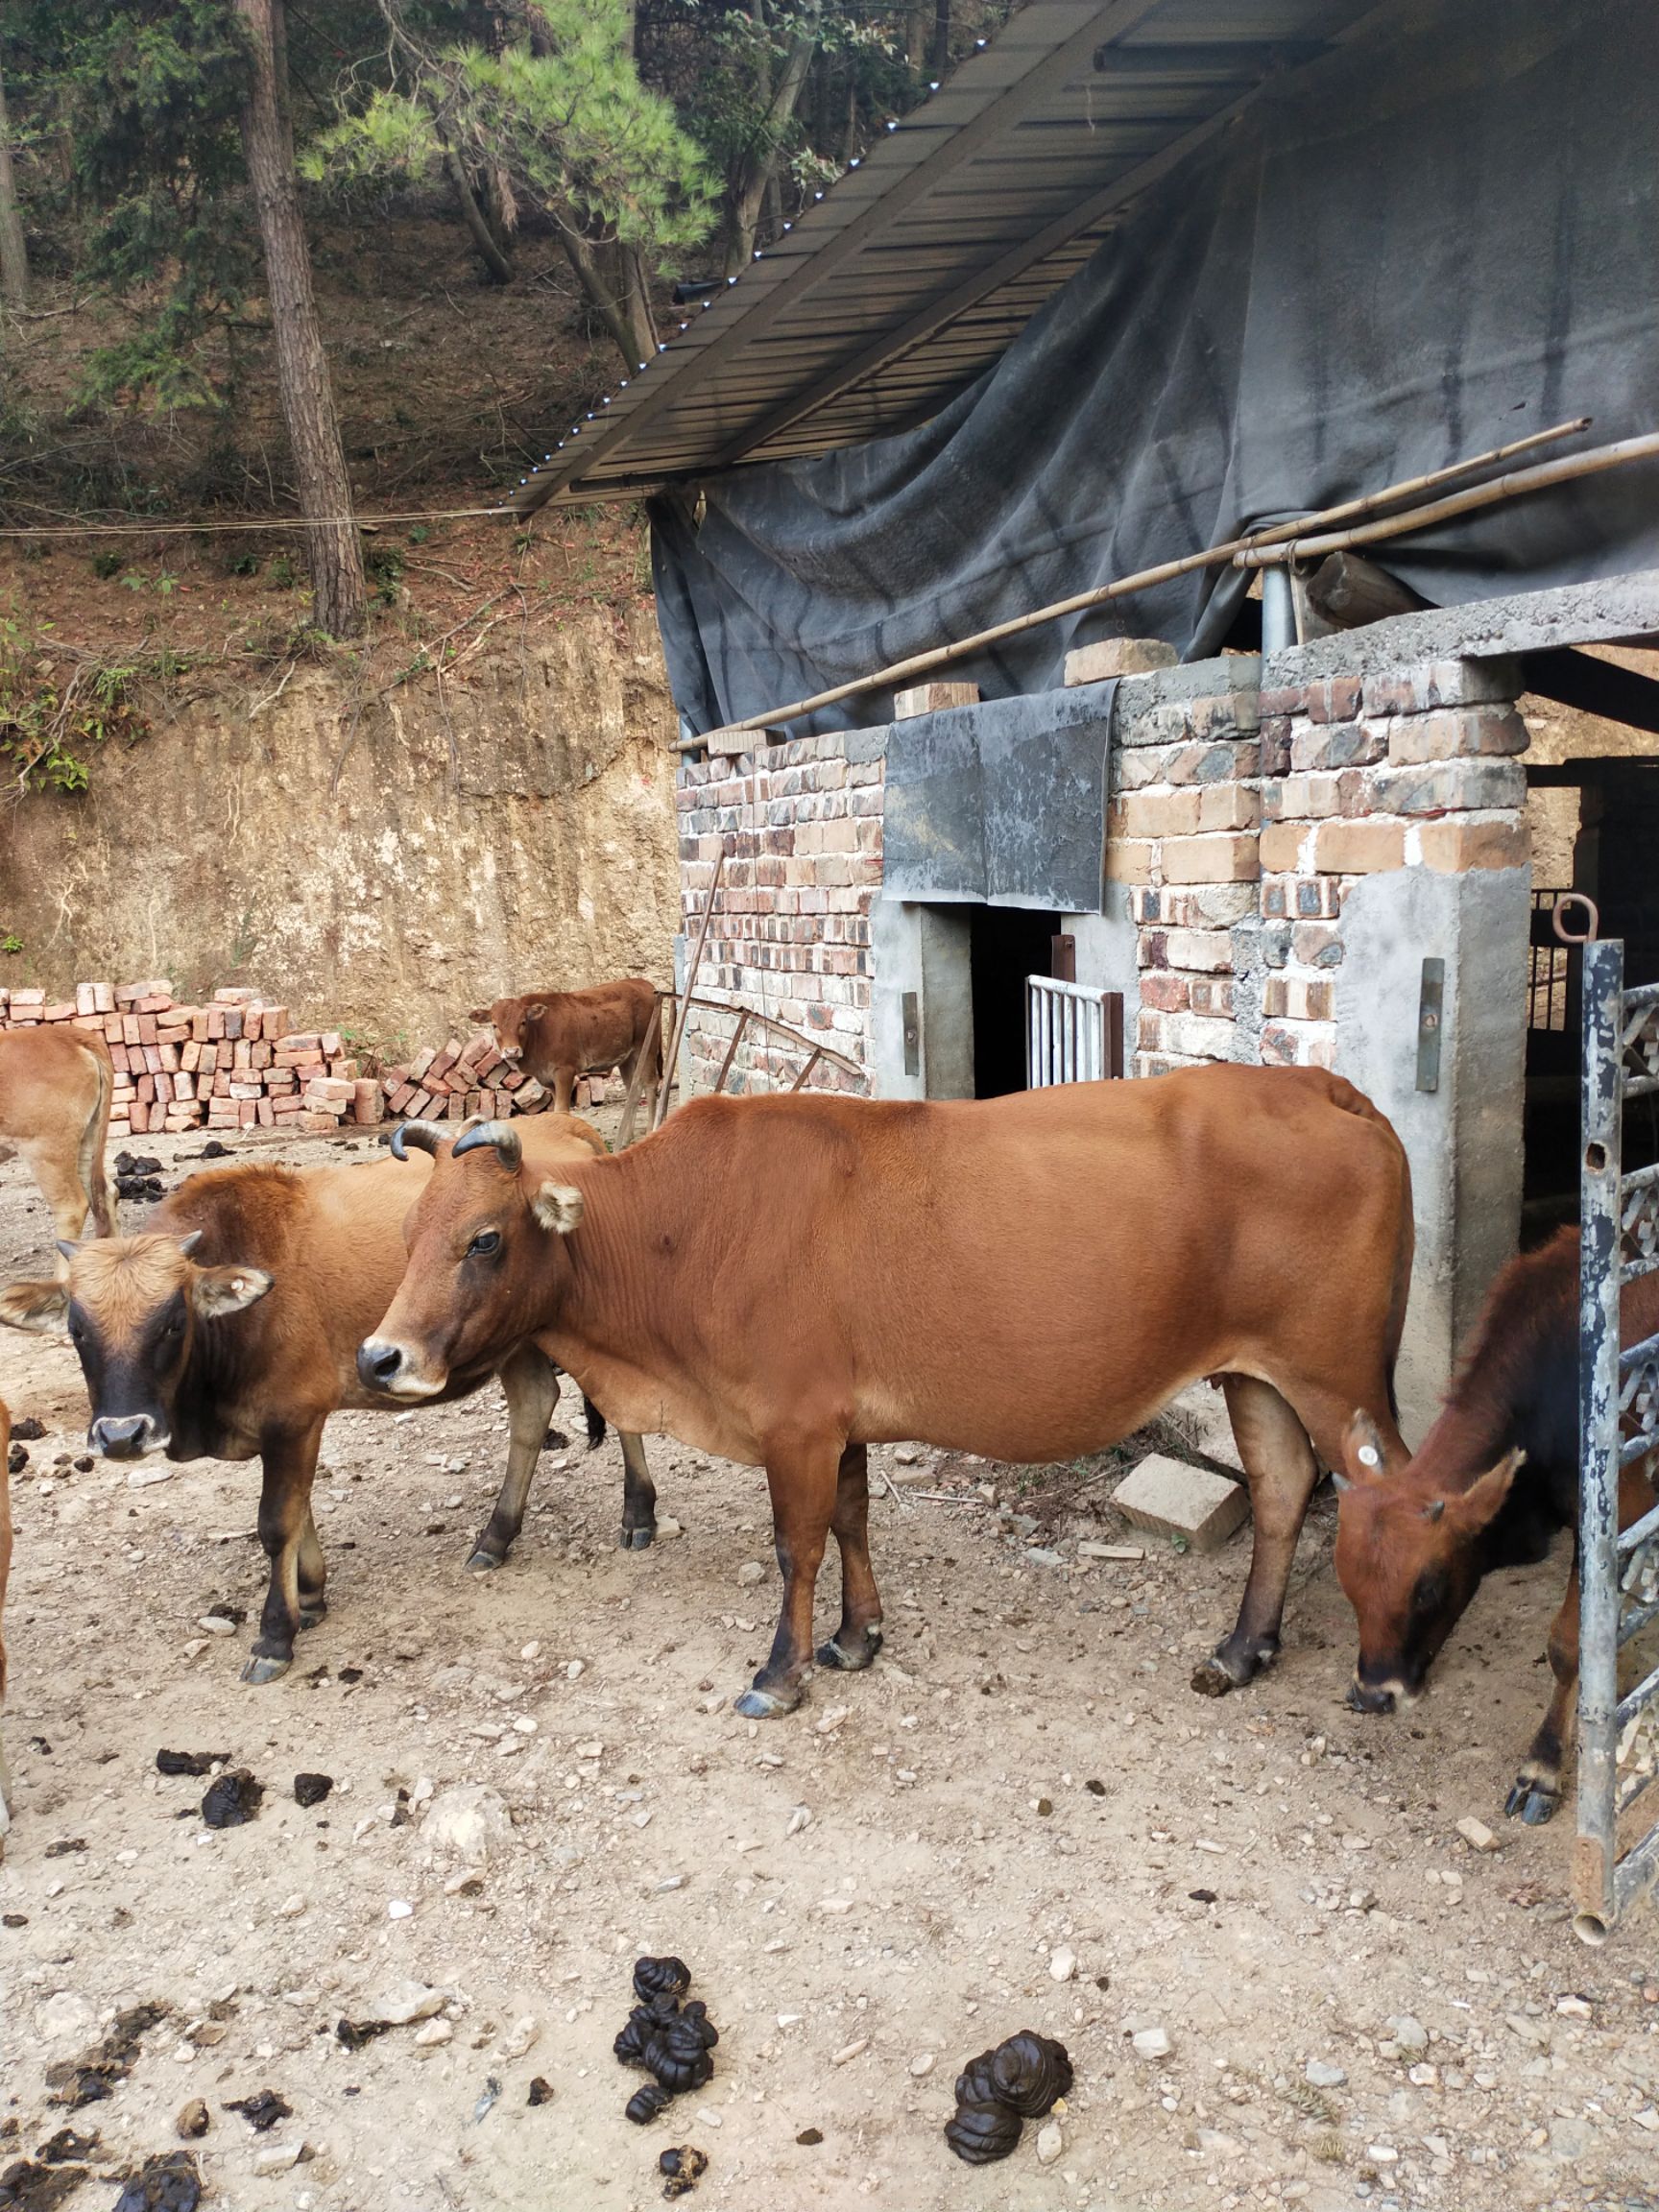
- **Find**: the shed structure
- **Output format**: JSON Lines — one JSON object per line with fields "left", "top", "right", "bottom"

{"left": 517, "top": 0, "right": 1659, "bottom": 1425}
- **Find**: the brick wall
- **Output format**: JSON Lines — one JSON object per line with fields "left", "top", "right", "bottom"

{"left": 675, "top": 728, "right": 884, "bottom": 1094}
{"left": 1113, "top": 657, "right": 1527, "bottom": 1078}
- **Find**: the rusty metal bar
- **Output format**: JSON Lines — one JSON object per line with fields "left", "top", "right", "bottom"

{"left": 655, "top": 850, "right": 725, "bottom": 1132}
{"left": 712, "top": 1006, "right": 752, "bottom": 1096}
{"left": 613, "top": 996, "right": 663, "bottom": 1151}
{"left": 788, "top": 1046, "right": 825, "bottom": 1094}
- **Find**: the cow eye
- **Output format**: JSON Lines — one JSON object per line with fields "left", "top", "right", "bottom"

{"left": 468, "top": 1229, "right": 502, "bottom": 1259}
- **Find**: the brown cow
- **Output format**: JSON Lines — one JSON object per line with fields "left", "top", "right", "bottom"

{"left": 360, "top": 1068, "right": 1413, "bottom": 1719}
{"left": 0, "top": 1117, "right": 658, "bottom": 1684}
{"left": 0, "top": 1397, "right": 11, "bottom": 1852}
{"left": 0, "top": 1026, "right": 118, "bottom": 1244}
{"left": 469, "top": 979, "right": 661, "bottom": 1118}
{"left": 1334, "top": 1227, "right": 1659, "bottom": 1824}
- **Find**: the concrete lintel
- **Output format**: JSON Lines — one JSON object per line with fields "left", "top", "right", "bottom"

{"left": 1266, "top": 567, "right": 1659, "bottom": 686}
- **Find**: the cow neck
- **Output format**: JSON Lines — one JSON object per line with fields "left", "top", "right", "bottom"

{"left": 547, "top": 1144, "right": 677, "bottom": 1369}
{"left": 171, "top": 1310, "right": 257, "bottom": 1457}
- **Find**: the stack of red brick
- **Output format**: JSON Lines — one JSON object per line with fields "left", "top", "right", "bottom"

{"left": 378, "top": 1034, "right": 551, "bottom": 1124}
{"left": 0, "top": 980, "right": 577, "bottom": 1141}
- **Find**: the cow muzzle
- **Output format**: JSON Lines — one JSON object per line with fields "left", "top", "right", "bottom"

{"left": 357, "top": 1337, "right": 444, "bottom": 1399}
{"left": 500, "top": 1044, "right": 522, "bottom": 1061}
{"left": 1346, "top": 1674, "right": 1410, "bottom": 1716}
{"left": 91, "top": 1412, "right": 166, "bottom": 1459}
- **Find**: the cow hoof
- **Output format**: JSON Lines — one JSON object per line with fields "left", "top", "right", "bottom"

{"left": 465, "top": 1547, "right": 506, "bottom": 1575}
{"left": 734, "top": 1685, "right": 801, "bottom": 1720}
{"left": 240, "top": 1653, "right": 291, "bottom": 1686}
{"left": 1190, "top": 1657, "right": 1242, "bottom": 1698}
{"left": 1505, "top": 1776, "right": 1559, "bottom": 1825}
{"left": 299, "top": 1602, "right": 327, "bottom": 1631}
{"left": 618, "top": 1525, "right": 655, "bottom": 1551}
{"left": 816, "top": 1626, "right": 883, "bottom": 1671}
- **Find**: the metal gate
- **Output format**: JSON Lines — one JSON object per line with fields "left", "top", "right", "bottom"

{"left": 1025, "top": 975, "right": 1123, "bottom": 1087}
{"left": 1574, "top": 921, "right": 1659, "bottom": 1940}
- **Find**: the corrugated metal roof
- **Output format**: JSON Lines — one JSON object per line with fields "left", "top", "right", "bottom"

{"left": 510, "top": 0, "right": 1392, "bottom": 514}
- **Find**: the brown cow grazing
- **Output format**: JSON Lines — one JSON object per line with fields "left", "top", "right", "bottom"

{"left": 0, "top": 1117, "right": 658, "bottom": 1685}
{"left": 0, "top": 1397, "right": 11, "bottom": 1851}
{"left": 1334, "top": 1226, "right": 1659, "bottom": 1824}
{"left": 469, "top": 979, "right": 661, "bottom": 1118}
{"left": 360, "top": 1068, "right": 1413, "bottom": 1719}
{"left": 0, "top": 1026, "right": 118, "bottom": 1244}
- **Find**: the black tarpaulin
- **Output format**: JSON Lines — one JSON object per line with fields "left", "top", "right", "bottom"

{"left": 650, "top": 0, "right": 1659, "bottom": 738}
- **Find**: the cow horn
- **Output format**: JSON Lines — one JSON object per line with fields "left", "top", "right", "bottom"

{"left": 453, "top": 1118, "right": 522, "bottom": 1169}
{"left": 391, "top": 1118, "right": 449, "bottom": 1160}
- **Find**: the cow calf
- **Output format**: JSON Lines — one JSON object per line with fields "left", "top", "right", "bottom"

{"left": 469, "top": 979, "right": 661, "bottom": 1120}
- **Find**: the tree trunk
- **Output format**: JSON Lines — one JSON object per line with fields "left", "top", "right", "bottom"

{"left": 443, "top": 143, "right": 513, "bottom": 284}
{"left": 234, "top": 0, "right": 365, "bottom": 637}
{"left": 0, "top": 59, "right": 29, "bottom": 307}
{"left": 905, "top": 3, "right": 928, "bottom": 67}
{"left": 723, "top": 23, "right": 817, "bottom": 276}
{"left": 928, "top": 0, "right": 951, "bottom": 81}
{"left": 560, "top": 229, "right": 656, "bottom": 373}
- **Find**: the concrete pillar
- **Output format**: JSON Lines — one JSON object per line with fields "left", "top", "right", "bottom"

{"left": 870, "top": 899, "right": 974, "bottom": 1099}
{"left": 1334, "top": 863, "right": 1531, "bottom": 1438}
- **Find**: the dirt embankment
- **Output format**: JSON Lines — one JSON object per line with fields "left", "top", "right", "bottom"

{"left": 2, "top": 602, "right": 680, "bottom": 1049}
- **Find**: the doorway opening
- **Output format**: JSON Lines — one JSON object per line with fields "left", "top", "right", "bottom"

{"left": 968, "top": 904, "right": 1065, "bottom": 1097}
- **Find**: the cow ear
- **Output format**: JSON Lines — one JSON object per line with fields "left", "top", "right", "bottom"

{"left": 1340, "top": 1410, "right": 1390, "bottom": 1485}
{"left": 525, "top": 1001, "right": 547, "bottom": 1022}
{"left": 1447, "top": 1448, "right": 1524, "bottom": 1532}
{"left": 190, "top": 1263, "right": 274, "bottom": 1318}
{"left": 531, "top": 1181, "right": 585, "bottom": 1236}
{"left": 468, "top": 1007, "right": 490, "bottom": 1025}
{"left": 0, "top": 1278, "right": 70, "bottom": 1334}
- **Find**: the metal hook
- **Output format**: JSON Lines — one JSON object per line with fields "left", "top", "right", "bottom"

{"left": 1551, "top": 891, "right": 1600, "bottom": 946}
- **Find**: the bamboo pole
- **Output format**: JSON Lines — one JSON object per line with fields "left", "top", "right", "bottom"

{"left": 673, "top": 417, "right": 1591, "bottom": 750}
{"left": 1234, "top": 430, "right": 1659, "bottom": 568}
{"left": 613, "top": 995, "right": 663, "bottom": 1151}
{"left": 653, "top": 847, "right": 726, "bottom": 1131}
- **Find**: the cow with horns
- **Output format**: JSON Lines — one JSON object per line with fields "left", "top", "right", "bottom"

{"left": 360, "top": 1069, "right": 1414, "bottom": 1719}
{"left": 1334, "top": 1226, "right": 1659, "bottom": 1824}
{"left": 0, "top": 1116, "right": 658, "bottom": 1684}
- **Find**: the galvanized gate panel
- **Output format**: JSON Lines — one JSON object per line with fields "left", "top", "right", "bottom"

{"left": 1575, "top": 940, "right": 1659, "bottom": 1941}
{"left": 1025, "top": 975, "right": 1121, "bottom": 1088}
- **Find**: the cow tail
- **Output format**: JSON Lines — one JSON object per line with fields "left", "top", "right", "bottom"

{"left": 1325, "top": 1071, "right": 1413, "bottom": 1431}
{"left": 78, "top": 1037, "right": 118, "bottom": 1238}
{"left": 583, "top": 1394, "right": 608, "bottom": 1451}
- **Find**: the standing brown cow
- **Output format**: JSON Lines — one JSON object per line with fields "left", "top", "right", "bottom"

{"left": 1334, "top": 1227, "right": 1659, "bottom": 1825}
{"left": 469, "top": 980, "right": 661, "bottom": 1118}
{"left": 361, "top": 1067, "right": 1413, "bottom": 1719}
{"left": 0, "top": 1397, "right": 11, "bottom": 1850}
{"left": 0, "top": 1026, "right": 118, "bottom": 1244}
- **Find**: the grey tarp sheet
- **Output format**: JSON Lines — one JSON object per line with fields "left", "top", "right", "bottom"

{"left": 650, "top": 0, "right": 1659, "bottom": 738}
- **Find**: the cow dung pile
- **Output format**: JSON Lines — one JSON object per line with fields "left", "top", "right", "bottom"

{"left": 613, "top": 1957, "right": 720, "bottom": 2126}
{"left": 944, "top": 2031, "right": 1073, "bottom": 2164}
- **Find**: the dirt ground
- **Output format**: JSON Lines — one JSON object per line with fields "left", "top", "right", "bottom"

{"left": 0, "top": 1131, "right": 1656, "bottom": 2212}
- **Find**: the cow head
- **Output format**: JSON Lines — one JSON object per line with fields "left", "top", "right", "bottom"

{"left": 1332, "top": 1410, "right": 1523, "bottom": 1713}
{"left": 468, "top": 996, "right": 545, "bottom": 1065}
{"left": 357, "top": 1119, "right": 582, "bottom": 1398}
{"left": 0, "top": 1234, "right": 272, "bottom": 1457}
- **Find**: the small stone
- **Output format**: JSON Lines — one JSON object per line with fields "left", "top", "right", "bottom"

{"left": 1388, "top": 2015, "right": 1430, "bottom": 2054}
{"left": 909, "top": 2054, "right": 934, "bottom": 2078}
{"left": 1048, "top": 1947, "right": 1077, "bottom": 1984}
{"left": 656, "top": 1517, "right": 684, "bottom": 1539}
{"left": 176, "top": 2098, "right": 209, "bottom": 2140}
{"left": 1554, "top": 1994, "right": 1592, "bottom": 2019}
{"left": 196, "top": 1614, "right": 237, "bottom": 1637}
{"left": 1035, "top": 2121, "right": 1064, "bottom": 2166}
{"left": 421, "top": 1784, "right": 512, "bottom": 1863}
{"left": 736, "top": 1561, "right": 765, "bottom": 1587}
{"left": 35, "top": 1990, "right": 96, "bottom": 2041}
{"left": 785, "top": 1806, "right": 811, "bottom": 1838}
{"left": 1023, "top": 1547, "right": 1065, "bottom": 1570}
{"left": 520, "top": 1640, "right": 541, "bottom": 1661}
{"left": 1132, "top": 2027, "right": 1171, "bottom": 2060}
{"left": 252, "top": 2143, "right": 302, "bottom": 2176}
{"left": 565, "top": 1660, "right": 585, "bottom": 1680}
{"left": 1305, "top": 2060, "right": 1346, "bottom": 2088}
{"left": 128, "top": 1464, "right": 175, "bottom": 1487}
{"left": 894, "top": 1446, "right": 921, "bottom": 1465}
{"left": 830, "top": 2038, "right": 869, "bottom": 2065}
{"left": 1407, "top": 2062, "right": 1439, "bottom": 2087}
{"left": 415, "top": 2019, "right": 452, "bottom": 2047}
{"left": 498, "top": 2016, "right": 538, "bottom": 2059}
{"left": 1455, "top": 1815, "right": 1498, "bottom": 1852}
{"left": 387, "top": 1900, "right": 414, "bottom": 1920}
{"left": 374, "top": 1981, "right": 445, "bottom": 2026}
{"left": 276, "top": 1894, "right": 306, "bottom": 1919}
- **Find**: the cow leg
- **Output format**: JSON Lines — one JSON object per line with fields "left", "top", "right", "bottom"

{"left": 618, "top": 1431, "right": 658, "bottom": 1550}
{"left": 297, "top": 1504, "right": 326, "bottom": 1629}
{"left": 243, "top": 1424, "right": 325, "bottom": 1684}
{"left": 1506, "top": 1562, "right": 1579, "bottom": 1825}
{"left": 734, "top": 1439, "right": 840, "bottom": 1719}
{"left": 21, "top": 1138, "right": 97, "bottom": 1247}
{"left": 816, "top": 1444, "right": 884, "bottom": 1671}
{"left": 468, "top": 1344, "right": 560, "bottom": 1572}
{"left": 1192, "top": 1375, "right": 1321, "bottom": 1696}
{"left": 552, "top": 1066, "right": 576, "bottom": 1116}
